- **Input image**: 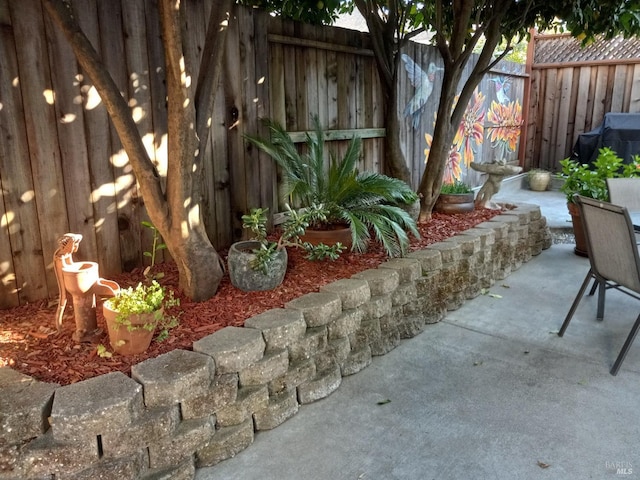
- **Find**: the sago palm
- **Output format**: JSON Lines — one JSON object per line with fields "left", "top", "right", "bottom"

{"left": 245, "top": 116, "right": 420, "bottom": 256}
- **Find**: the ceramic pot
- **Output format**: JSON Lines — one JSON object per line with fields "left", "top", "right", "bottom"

{"left": 434, "top": 193, "right": 475, "bottom": 214}
{"left": 103, "top": 302, "right": 159, "bottom": 355}
{"left": 529, "top": 171, "right": 551, "bottom": 191}
{"left": 300, "top": 224, "right": 352, "bottom": 249}
{"left": 567, "top": 202, "right": 588, "bottom": 257}
{"left": 227, "top": 240, "right": 288, "bottom": 291}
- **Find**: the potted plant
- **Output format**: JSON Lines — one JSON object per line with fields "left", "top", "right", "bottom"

{"left": 559, "top": 147, "right": 640, "bottom": 255}
{"left": 527, "top": 168, "right": 552, "bottom": 191}
{"left": 245, "top": 116, "right": 420, "bottom": 257}
{"left": 228, "top": 204, "right": 343, "bottom": 292}
{"left": 434, "top": 179, "right": 475, "bottom": 214}
{"left": 103, "top": 280, "right": 179, "bottom": 355}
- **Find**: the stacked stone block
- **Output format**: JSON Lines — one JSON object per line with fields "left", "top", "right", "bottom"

{"left": 0, "top": 204, "right": 550, "bottom": 480}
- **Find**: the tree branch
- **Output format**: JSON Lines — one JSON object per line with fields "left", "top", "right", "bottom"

{"left": 195, "top": 0, "right": 233, "bottom": 150}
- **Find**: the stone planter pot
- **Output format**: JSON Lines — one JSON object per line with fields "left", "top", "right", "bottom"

{"left": 434, "top": 193, "right": 475, "bottom": 214}
{"left": 103, "top": 302, "right": 159, "bottom": 356}
{"left": 228, "top": 240, "right": 288, "bottom": 291}
{"left": 300, "top": 224, "right": 353, "bottom": 249}
{"left": 567, "top": 202, "right": 588, "bottom": 257}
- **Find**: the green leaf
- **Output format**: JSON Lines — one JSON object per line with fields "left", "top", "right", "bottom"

{"left": 96, "top": 344, "right": 112, "bottom": 358}
{"left": 377, "top": 399, "right": 391, "bottom": 405}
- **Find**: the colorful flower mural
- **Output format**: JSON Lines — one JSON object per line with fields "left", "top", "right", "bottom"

{"left": 487, "top": 99, "right": 523, "bottom": 159}
{"left": 424, "top": 88, "right": 486, "bottom": 184}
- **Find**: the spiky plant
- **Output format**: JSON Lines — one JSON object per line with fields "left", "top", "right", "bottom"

{"left": 245, "top": 116, "right": 420, "bottom": 256}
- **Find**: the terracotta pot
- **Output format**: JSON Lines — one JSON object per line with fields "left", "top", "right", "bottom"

{"left": 567, "top": 202, "right": 588, "bottom": 257}
{"left": 227, "top": 240, "right": 288, "bottom": 291}
{"left": 300, "top": 224, "right": 353, "bottom": 249}
{"left": 103, "top": 302, "right": 159, "bottom": 356}
{"left": 434, "top": 193, "right": 475, "bottom": 214}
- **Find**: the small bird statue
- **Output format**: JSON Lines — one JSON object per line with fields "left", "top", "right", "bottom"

{"left": 401, "top": 54, "right": 442, "bottom": 129}
{"left": 489, "top": 76, "right": 511, "bottom": 105}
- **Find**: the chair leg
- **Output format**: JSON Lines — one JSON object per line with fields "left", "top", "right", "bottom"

{"left": 596, "top": 280, "right": 606, "bottom": 321}
{"left": 559, "top": 270, "right": 594, "bottom": 337}
{"left": 588, "top": 278, "right": 599, "bottom": 296}
{"left": 610, "top": 312, "right": 640, "bottom": 376}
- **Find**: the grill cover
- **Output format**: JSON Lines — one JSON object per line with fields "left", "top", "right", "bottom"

{"left": 573, "top": 113, "right": 640, "bottom": 165}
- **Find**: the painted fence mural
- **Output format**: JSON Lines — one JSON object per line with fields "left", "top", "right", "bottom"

{"left": 398, "top": 42, "right": 525, "bottom": 190}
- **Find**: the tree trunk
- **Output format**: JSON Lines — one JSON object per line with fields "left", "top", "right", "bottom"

{"left": 417, "top": 67, "right": 460, "bottom": 222}
{"left": 417, "top": 16, "right": 505, "bottom": 222}
{"left": 384, "top": 93, "right": 411, "bottom": 184}
{"left": 355, "top": 0, "right": 411, "bottom": 186}
{"left": 165, "top": 224, "right": 224, "bottom": 301}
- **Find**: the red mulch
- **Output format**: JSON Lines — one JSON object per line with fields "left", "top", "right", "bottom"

{"left": 0, "top": 209, "right": 500, "bottom": 386}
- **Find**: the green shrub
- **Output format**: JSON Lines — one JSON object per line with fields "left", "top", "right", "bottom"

{"left": 559, "top": 147, "right": 640, "bottom": 203}
{"left": 245, "top": 116, "right": 420, "bottom": 257}
{"left": 106, "top": 280, "right": 180, "bottom": 341}
{"left": 241, "top": 204, "right": 344, "bottom": 274}
{"left": 440, "top": 180, "right": 473, "bottom": 194}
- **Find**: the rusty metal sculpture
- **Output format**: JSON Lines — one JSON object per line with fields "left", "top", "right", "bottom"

{"left": 54, "top": 233, "right": 120, "bottom": 342}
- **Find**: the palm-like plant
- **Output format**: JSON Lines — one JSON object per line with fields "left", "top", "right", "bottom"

{"left": 245, "top": 117, "right": 420, "bottom": 256}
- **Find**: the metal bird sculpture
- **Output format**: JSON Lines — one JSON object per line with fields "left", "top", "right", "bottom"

{"left": 401, "top": 54, "right": 442, "bottom": 129}
{"left": 490, "top": 76, "right": 511, "bottom": 104}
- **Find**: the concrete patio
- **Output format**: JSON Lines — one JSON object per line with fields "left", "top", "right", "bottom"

{"left": 196, "top": 180, "right": 640, "bottom": 480}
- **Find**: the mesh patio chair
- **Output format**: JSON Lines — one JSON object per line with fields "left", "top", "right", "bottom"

{"left": 607, "top": 177, "right": 640, "bottom": 236}
{"left": 558, "top": 195, "right": 640, "bottom": 375}
{"left": 607, "top": 178, "right": 640, "bottom": 212}
{"left": 584, "top": 178, "right": 640, "bottom": 298}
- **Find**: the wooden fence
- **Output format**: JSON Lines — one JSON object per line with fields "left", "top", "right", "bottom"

{"left": 0, "top": 0, "right": 523, "bottom": 308}
{"left": 523, "top": 33, "right": 640, "bottom": 172}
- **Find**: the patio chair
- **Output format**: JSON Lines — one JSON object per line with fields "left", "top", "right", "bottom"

{"left": 586, "top": 177, "right": 640, "bottom": 297}
{"left": 607, "top": 177, "right": 640, "bottom": 234}
{"left": 558, "top": 195, "right": 640, "bottom": 375}
{"left": 607, "top": 177, "right": 640, "bottom": 212}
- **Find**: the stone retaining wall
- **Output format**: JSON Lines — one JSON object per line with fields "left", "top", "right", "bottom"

{"left": 0, "top": 204, "right": 552, "bottom": 480}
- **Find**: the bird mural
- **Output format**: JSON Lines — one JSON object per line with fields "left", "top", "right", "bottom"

{"left": 401, "top": 54, "right": 442, "bottom": 129}
{"left": 489, "top": 76, "right": 511, "bottom": 105}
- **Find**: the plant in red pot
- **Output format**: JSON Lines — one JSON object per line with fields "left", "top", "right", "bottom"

{"left": 103, "top": 280, "right": 179, "bottom": 355}
{"left": 245, "top": 116, "right": 420, "bottom": 257}
{"left": 560, "top": 147, "right": 640, "bottom": 256}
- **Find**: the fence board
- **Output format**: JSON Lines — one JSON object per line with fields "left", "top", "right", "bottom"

{"left": 86, "top": 0, "right": 122, "bottom": 276}
{"left": 122, "top": 0, "right": 154, "bottom": 264}
{"left": 571, "top": 66, "right": 591, "bottom": 147}
{"left": 610, "top": 65, "right": 627, "bottom": 112}
{"left": 255, "top": 10, "right": 275, "bottom": 212}
{"left": 0, "top": 4, "right": 43, "bottom": 306}
{"left": 225, "top": 7, "right": 247, "bottom": 239}
{"left": 553, "top": 68, "right": 573, "bottom": 162}
{"left": 44, "top": 8, "right": 99, "bottom": 267}
{"left": 629, "top": 64, "right": 640, "bottom": 113}
{"left": 591, "top": 65, "right": 609, "bottom": 125}
{"left": 11, "top": 0, "right": 68, "bottom": 300}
